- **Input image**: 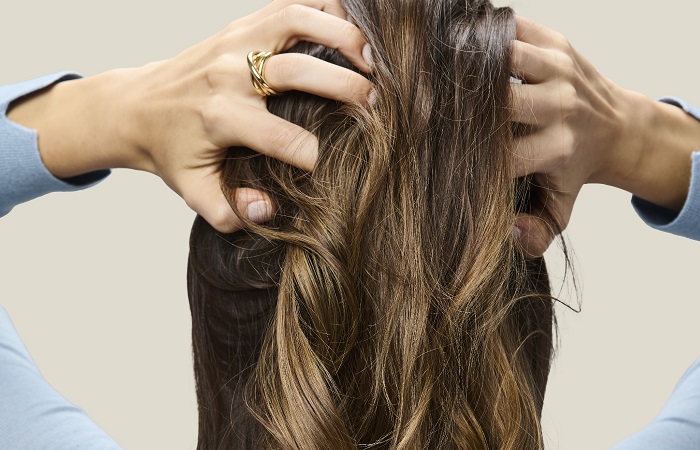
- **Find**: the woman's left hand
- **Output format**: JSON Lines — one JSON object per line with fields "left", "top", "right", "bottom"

{"left": 9, "top": 0, "right": 373, "bottom": 233}
{"left": 509, "top": 16, "right": 649, "bottom": 257}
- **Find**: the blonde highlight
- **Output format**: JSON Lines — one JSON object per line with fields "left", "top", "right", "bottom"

{"left": 187, "top": 0, "right": 556, "bottom": 448}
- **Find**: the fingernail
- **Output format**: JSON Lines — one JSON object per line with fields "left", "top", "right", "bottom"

{"left": 368, "top": 89, "right": 377, "bottom": 106}
{"left": 513, "top": 225, "right": 523, "bottom": 239}
{"left": 362, "top": 43, "right": 373, "bottom": 67}
{"left": 246, "top": 200, "right": 273, "bottom": 223}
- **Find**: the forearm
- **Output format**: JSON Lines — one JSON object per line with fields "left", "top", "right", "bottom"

{"left": 612, "top": 357, "right": 700, "bottom": 450}
{"left": 596, "top": 89, "right": 700, "bottom": 212}
{"left": 0, "top": 73, "right": 111, "bottom": 217}
{"left": 0, "top": 307, "right": 122, "bottom": 449}
{"left": 6, "top": 69, "right": 150, "bottom": 180}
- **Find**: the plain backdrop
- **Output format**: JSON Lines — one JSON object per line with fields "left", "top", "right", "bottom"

{"left": 1, "top": 1, "right": 699, "bottom": 449}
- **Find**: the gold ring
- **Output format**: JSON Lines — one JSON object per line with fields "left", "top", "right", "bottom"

{"left": 247, "top": 51, "right": 280, "bottom": 97}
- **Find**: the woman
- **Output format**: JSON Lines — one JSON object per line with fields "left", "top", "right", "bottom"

{"left": 188, "top": 0, "right": 553, "bottom": 447}
{"left": 190, "top": 5, "right": 700, "bottom": 449}
{"left": 1, "top": 0, "right": 700, "bottom": 450}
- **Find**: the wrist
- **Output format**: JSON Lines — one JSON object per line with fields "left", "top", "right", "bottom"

{"left": 7, "top": 69, "right": 154, "bottom": 179}
{"left": 612, "top": 94, "right": 699, "bottom": 211}
{"left": 588, "top": 86, "right": 650, "bottom": 190}
{"left": 587, "top": 86, "right": 698, "bottom": 212}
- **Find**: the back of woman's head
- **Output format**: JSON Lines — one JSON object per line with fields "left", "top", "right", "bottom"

{"left": 187, "top": 0, "right": 554, "bottom": 448}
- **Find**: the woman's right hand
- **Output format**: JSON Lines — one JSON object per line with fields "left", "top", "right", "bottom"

{"left": 9, "top": 0, "right": 373, "bottom": 233}
{"left": 510, "top": 16, "right": 700, "bottom": 257}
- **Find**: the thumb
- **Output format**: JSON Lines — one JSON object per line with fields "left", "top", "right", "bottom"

{"left": 181, "top": 173, "right": 275, "bottom": 233}
{"left": 514, "top": 213, "right": 556, "bottom": 258}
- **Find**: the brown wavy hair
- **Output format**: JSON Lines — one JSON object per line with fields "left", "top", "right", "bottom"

{"left": 187, "top": 0, "right": 555, "bottom": 448}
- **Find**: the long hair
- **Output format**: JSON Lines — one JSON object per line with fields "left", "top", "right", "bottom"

{"left": 187, "top": 0, "right": 555, "bottom": 448}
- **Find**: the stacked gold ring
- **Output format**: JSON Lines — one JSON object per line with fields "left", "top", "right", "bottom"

{"left": 247, "top": 51, "right": 280, "bottom": 97}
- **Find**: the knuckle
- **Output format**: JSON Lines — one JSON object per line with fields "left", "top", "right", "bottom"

{"left": 267, "top": 124, "right": 295, "bottom": 155}
{"left": 207, "top": 54, "right": 238, "bottom": 87}
{"left": 342, "top": 72, "right": 365, "bottom": 99}
{"left": 276, "top": 0, "right": 313, "bottom": 7}
{"left": 270, "top": 55, "right": 300, "bottom": 85}
{"left": 181, "top": 186, "right": 240, "bottom": 234}
{"left": 223, "top": 18, "right": 244, "bottom": 36}
{"left": 551, "top": 31, "right": 570, "bottom": 49}
{"left": 338, "top": 21, "right": 361, "bottom": 48}
{"left": 558, "top": 56, "right": 577, "bottom": 82}
{"left": 534, "top": 54, "right": 550, "bottom": 77}
{"left": 278, "top": 4, "right": 308, "bottom": 27}
{"left": 556, "top": 133, "right": 576, "bottom": 163}
{"left": 560, "top": 84, "right": 578, "bottom": 116}
{"left": 213, "top": 26, "right": 244, "bottom": 54}
{"left": 216, "top": 52, "right": 238, "bottom": 71}
{"left": 200, "top": 95, "right": 230, "bottom": 137}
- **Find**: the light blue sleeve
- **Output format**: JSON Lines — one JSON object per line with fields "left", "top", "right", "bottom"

{"left": 611, "top": 358, "right": 700, "bottom": 450}
{"left": 0, "top": 74, "right": 119, "bottom": 448}
{"left": 0, "top": 306, "right": 122, "bottom": 449}
{"left": 0, "top": 72, "right": 110, "bottom": 218}
{"left": 631, "top": 97, "right": 700, "bottom": 241}
{"left": 613, "top": 98, "right": 700, "bottom": 449}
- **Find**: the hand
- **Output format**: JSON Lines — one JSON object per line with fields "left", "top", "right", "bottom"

{"left": 510, "top": 16, "right": 652, "bottom": 257}
{"left": 8, "top": 0, "right": 372, "bottom": 233}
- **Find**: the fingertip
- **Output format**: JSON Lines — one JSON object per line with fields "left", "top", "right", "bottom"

{"left": 211, "top": 203, "right": 275, "bottom": 234}
{"left": 368, "top": 88, "right": 377, "bottom": 106}
{"left": 233, "top": 187, "right": 277, "bottom": 225}
{"left": 344, "top": 71, "right": 374, "bottom": 107}
{"left": 514, "top": 215, "right": 555, "bottom": 259}
{"left": 338, "top": 19, "right": 371, "bottom": 73}
{"left": 197, "top": 187, "right": 276, "bottom": 234}
{"left": 289, "top": 130, "right": 319, "bottom": 171}
{"left": 362, "top": 43, "right": 373, "bottom": 69}
{"left": 513, "top": 225, "right": 523, "bottom": 240}
{"left": 246, "top": 200, "right": 275, "bottom": 224}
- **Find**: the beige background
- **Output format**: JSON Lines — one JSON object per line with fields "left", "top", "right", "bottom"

{"left": 0, "top": 1, "right": 698, "bottom": 449}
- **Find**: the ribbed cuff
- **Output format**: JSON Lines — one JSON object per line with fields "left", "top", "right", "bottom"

{"left": 630, "top": 97, "right": 700, "bottom": 240}
{"left": 0, "top": 72, "right": 110, "bottom": 217}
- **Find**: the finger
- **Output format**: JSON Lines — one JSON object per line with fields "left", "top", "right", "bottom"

{"left": 514, "top": 214, "right": 556, "bottom": 259}
{"left": 230, "top": 187, "right": 276, "bottom": 227}
{"left": 264, "top": 5, "right": 371, "bottom": 72}
{"left": 510, "top": 83, "right": 537, "bottom": 125}
{"left": 512, "top": 40, "right": 555, "bottom": 84}
{"left": 185, "top": 172, "right": 275, "bottom": 233}
{"left": 234, "top": 107, "right": 319, "bottom": 171}
{"left": 264, "top": 53, "right": 372, "bottom": 104}
{"left": 510, "top": 83, "right": 561, "bottom": 125}
{"left": 261, "top": 0, "right": 348, "bottom": 21}
{"left": 512, "top": 130, "right": 542, "bottom": 178}
{"left": 515, "top": 15, "right": 568, "bottom": 50}
{"left": 513, "top": 125, "right": 573, "bottom": 177}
